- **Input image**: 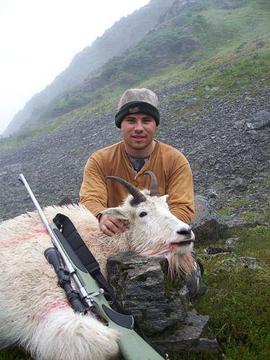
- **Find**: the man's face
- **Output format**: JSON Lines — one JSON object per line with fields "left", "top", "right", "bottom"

{"left": 121, "top": 113, "right": 157, "bottom": 153}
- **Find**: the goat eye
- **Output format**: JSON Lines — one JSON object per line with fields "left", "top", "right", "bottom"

{"left": 139, "top": 211, "right": 147, "bottom": 217}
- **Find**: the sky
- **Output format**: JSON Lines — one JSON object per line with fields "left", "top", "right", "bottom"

{"left": 0, "top": 0, "right": 150, "bottom": 135}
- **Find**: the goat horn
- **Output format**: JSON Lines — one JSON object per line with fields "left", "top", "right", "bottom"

{"left": 144, "top": 171, "right": 160, "bottom": 196}
{"left": 107, "top": 176, "right": 146, "bottom": 205}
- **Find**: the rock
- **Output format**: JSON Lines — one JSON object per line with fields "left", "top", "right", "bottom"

{"left": 224, "top": 215, "right": 262, "bottom": 230}
{"left": 204, "top": 85, "right": 220, "bottom": 92}
{"left": 107, "top": 252, "right": 221, "bottom": 356}
{"left": 205, "top": 188, "right": 218, "bottom": 201}
{"left": 107, "top": 252, "right": 189, "bottom": 335}
{"left": 230, "top": 177, "right": 248, "bottom": 192}
{"left": 152, "top": 309, "right": 210, "bottom": 353}
{"left": 221, "top": 256, "right": 260, "bottom": 269}
{"left": 186, "top": 97, "right": 198, "bottom": 106}
{"left": 225, "top": 236, "right": 240, "bottom": 246}
{"left": 192, "top": 195, "right": 228, "bottom": 242}
{"left": 190, "top": 337, "right": 222, "bottom": 354}
{"left": 204, "top": 246, "right": 234, "bottom": 255}
{"left": 245, "top": 110, "right": 270, "bottom": 130}
{"left": 233, "top": 119, "right": 246, "bottom": 129}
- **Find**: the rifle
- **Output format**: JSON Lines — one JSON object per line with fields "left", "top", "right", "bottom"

{"left": 19, "top": 173, "right": 166, "bottom": 360}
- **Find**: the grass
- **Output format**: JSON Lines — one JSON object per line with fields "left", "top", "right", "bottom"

{"left": 192, "top": 225, "right": 270, "bottom": 360}
{"left": 218, "top": 198, "right": 270, "bottom": 225}
{"left": 243, "top": 210, "right": 270, "bottom": 224}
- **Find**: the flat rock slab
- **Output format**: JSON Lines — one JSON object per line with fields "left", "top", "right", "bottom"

{"left": 151, "top": 309, "right": 210, "bottom": 353}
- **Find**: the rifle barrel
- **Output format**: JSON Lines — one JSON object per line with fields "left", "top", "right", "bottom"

{"left": 19, "top": 174, "right": 55, "bottom": 240}
{"left": 19, "top": 173, "right": 90, "bottom": 301}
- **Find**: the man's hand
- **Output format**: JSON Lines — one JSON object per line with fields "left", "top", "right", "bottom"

{"left": 99, "top": 214, "right": 129, "bottom": 236}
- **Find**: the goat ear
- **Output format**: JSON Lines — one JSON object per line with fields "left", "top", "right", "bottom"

{"left": 161, "top": 194, "right": 169, "bottom": 203}
{"left": 101, "top": 207, "right": 128, "bottom": 220}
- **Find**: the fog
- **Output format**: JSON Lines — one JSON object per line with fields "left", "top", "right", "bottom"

{"left": 0, "top": 0, "right": 149, "bottom": 135}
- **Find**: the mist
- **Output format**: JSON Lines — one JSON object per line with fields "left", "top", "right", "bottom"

{"left": 0, "top": 0, "right": 149, "bottom": 135}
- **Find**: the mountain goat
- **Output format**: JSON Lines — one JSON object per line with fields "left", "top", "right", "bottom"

{"left": 0, "top": 173, "right": 195, "bottom": 360}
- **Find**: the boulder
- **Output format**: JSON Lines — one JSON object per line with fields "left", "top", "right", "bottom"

{"left": 245, "top": 110, "right": 270, "bottom": 130}
{"left": 192, "top": 195, "right": 228, "bottom": 242}
{"left": 107, "top": 252, "right": 189, "bottom": 335}
{"left": 107, "top": 252, "right": 222, "bottom": 357}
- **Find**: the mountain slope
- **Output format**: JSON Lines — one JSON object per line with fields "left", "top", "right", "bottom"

{"left": 0, "top": 0, "right": 269, "bottom": 225}
{"left": 4, "top": 0, "right": 270, "bottom": 136}
{"left": 4, "top": 0, "right": 175, "bottom": 136}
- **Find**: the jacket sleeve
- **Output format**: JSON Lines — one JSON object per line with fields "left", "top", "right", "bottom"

{"left": 166, "top": 160, "right": 195, "bottom": 224}
{"left": 79, "top": 155, "right": 108, "bottom": 216}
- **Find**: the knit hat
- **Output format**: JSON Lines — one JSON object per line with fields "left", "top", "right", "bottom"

{"left": 115, "top": 88, "right": 160, "bottom": 128}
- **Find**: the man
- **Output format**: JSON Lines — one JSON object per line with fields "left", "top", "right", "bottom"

{"left": 80, "top": 88, "right": 206, "bottom": 299}
{"left": 80, "top": 88, "right": 195, "bottom": 236}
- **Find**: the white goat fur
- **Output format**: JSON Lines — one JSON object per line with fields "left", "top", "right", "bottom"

{"left": 0, "top": 190, "right": 195, "bottom": 360}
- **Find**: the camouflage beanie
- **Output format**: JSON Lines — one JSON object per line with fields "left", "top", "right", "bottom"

{"left": 115, "top": 88, "right": 160, "bottom": 128}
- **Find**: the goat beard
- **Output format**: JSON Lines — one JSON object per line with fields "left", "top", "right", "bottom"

{"left": 138, "top": 243, "right": 195, "bottom": 278}
{"left": 166, "top": 252, "right": 196, "bottom": 278}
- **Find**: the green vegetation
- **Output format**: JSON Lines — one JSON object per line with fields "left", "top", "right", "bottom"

{"left": 243, "top": 211, "right": 269, "bottom": 224}
{"left": 193, "top": 225, "right": 270, "bottom": 359}
{"left": 218, "top": 198, "right": 270, "bottom": 225}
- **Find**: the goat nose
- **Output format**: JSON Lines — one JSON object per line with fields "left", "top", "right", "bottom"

{"left": 177, "top": 228, "right": 192, "bottom": 236}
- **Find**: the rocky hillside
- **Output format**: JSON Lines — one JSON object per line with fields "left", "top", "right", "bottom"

{"left": 0, "top": 0, "right": 269, "bottom": 223}
{"left": 0, "top": 82, "right": 269, "bottom": 222}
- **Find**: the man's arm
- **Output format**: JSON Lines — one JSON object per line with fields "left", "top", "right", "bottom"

{"left": 79, "top": 156, "right": 129, "bottom": 236}
{"left": 79, "top": 156, "right": 108, "bottom": 216}
{"left": 166, "top": 160, "right": 195, "bottom": 224}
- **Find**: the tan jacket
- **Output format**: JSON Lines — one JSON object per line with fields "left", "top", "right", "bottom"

{"left": 80, "top": 140, "right": 195, "bottom": 224}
